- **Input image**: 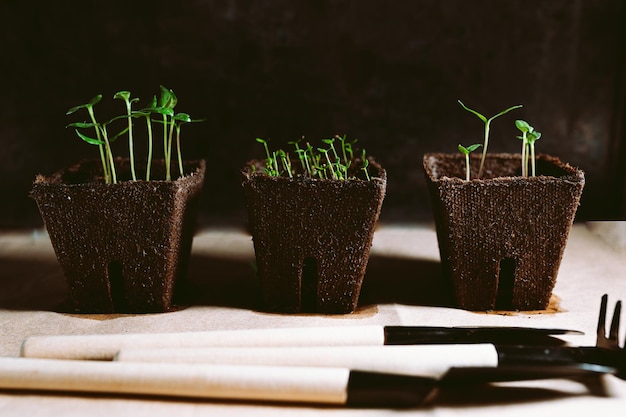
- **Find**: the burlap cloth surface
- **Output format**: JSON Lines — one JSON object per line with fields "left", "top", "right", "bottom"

{"left": 0, "top": 222, "right": 625, "bottom": 416}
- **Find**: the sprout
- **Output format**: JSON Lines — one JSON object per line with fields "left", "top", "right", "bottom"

{"left": 114, "top": 91, "right": 139, "bottom": 181}
{"left": 361, "top": 149, "right": 370, "bottom": 181}
{"left": 157, "top": 86, "right": 178, "bottom": 181}
{"left": 67, "top": 87, "right": 202, "bottom": 183}
{"left": 458, "top": 143, "right": 482, "bottom": 181}
{"left": 253, "top": 135, "right": 373, "bottom": 181}
{"left": 132, "top": 95, "right": 158, "bottom": 181}
{"left": 515, "top": 120, "right": 541, "bottom": 177}
{"left": 66, "top": 94, "right": 118, "bottom": 184}
{"left": 458, "top": 100, "right": 522, "bottom": 178}
{"left": 173, "top": 112, "right": 204, "bottom": 178}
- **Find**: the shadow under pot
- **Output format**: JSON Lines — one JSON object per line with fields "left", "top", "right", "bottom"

{"left": 242, "top": 159, "right": 387, "bottom": 314}
{"left": 30, "top": 158, "right": 206, "bottom": 314}
{"left": 423, "top": 153, "right": 585, "bottom": 311}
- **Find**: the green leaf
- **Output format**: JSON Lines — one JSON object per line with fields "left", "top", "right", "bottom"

{"left": 153, "top": 106, "right": 175, "bottom": 117}
{"left": 138, "top": 96, "right": 159, "bottom": 113}
{"left": 109, "top": 126, "right": 130, "bottom": 142}
{"left": 515, "top": 119, "right": 530, "bottom": 133}
{"left": 131, "top": 110, "right": 151, "bottom": 118}
{"left": 489, "top": 104, "right": 523, "bottom": 121}
{"left": 66, "top": 105, "right": 84, "bottom": 115}
{"left": 256, "top": 138, "right": 267, "bottom": 144}
{"left": 158, "top": 85, "right": 178, "bottom": 109}
{"left": 75, "top": 129, "right": 104, "bottom": 145}
{"left": 174, "top": 112, "right": 192, "bottom": 123}
{"left": 458, "top": 143, "right": 481, "bottom": 154}
{"left": 458, "top": 100, "right": 487, "bottom": 122}
{"left": 527, "top": 131, "right": 541, "bottom": 143}
{"left": 66, "top": 122, "right": 97, "bottom": 129}
{"left": 88, "top": 94, "right": 103, "bottom": 106}
{"left": 114, "top": 91, "right": 131, "bottom": 101}
{"left": 66, "top": 95, "right": 102, "bottom": 115}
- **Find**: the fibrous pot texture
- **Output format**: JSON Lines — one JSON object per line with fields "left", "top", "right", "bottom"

{"left": 242, "top": 160, "right": 386, "bottom": 314}
{"left": 30, "top": 158, "right": 205, "bottom": 313}
{"left": 423, "top": 153, "right": 584, "bottom": 311}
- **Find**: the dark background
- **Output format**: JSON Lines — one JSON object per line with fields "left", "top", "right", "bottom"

{"left": 1, "top": 0, "right": 624, "bottom": 229}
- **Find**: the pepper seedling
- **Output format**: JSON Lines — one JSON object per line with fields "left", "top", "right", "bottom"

{"left": 66, "top": 95, "right": 112, "bottom": 183}
{"left": 173, "top": 112, "right": 204, "bottom": 178}
{"left": 458, "top": 143, "right": 482, "bottom": 181}
{"left": 515, "top": 120, "right": 541, "bottom": 177}
{"left": 132, "top": 95, "right": 159, "bottom": 181}
{"left": 254, "top": 136, "right": 373, "bottom": 181}
{"left": 67, "top": 86, "right": 202, "bottom": 183}
{"left": 66, "top": 94, "right": 129, "bottom": 185}
{"left": 458, "top": 100, "right": 522, "bottom": 178}
{"left": 114, "top": 91, "right": 140, "bottom": 181}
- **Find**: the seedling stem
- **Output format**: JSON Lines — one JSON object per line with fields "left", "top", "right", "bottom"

{"left": 458, "top": 143, "right": 482, "bottom": 181}
{"left": 458, "top": 100, "right": 522, "bottom": 178}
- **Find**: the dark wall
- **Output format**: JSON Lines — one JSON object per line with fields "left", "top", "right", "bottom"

{"left": 1, "top": 0, "right": 624, "bottom": 228}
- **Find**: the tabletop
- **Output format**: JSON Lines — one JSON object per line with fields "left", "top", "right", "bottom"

{"left": 0, "top": 222, "right": 625, "bottom": 416}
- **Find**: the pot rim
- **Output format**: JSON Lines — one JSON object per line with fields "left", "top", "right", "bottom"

{"left": 423, "top": 152, "right": 584, "bottom": 184}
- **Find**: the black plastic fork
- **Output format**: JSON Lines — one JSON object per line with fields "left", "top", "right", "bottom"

{"left": 438, "top": 294, "right": 626, "bottom": 386}
{"left": 596, "top": 294, "right": 622, "bottom": 350}
{"left": 595, "top": 294, "right": 625, "bottom": 378}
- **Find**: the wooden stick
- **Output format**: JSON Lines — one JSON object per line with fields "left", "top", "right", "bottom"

{"left": 0, "top": 357, "right": 349, "bottom": 404}
{"left": 21, "top": 326, "right": 385, "bottom": 360}
{"left": 115, "top": 344, "right": 499, "bottom": 379}
{"left": 0, "top": 357, "right": 435, "bottom": 406}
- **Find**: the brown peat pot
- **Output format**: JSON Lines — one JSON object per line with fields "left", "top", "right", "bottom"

{"left": 242, "top": 159, "right": 386, "bottom": 314}
{"left": 423, "top": 153, "right": 584, "bottom": 311}
{"left": 30, "top": 158, "right": 205, "bottom": 313}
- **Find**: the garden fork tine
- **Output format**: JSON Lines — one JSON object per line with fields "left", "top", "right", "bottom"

{"left": 596, "top": 294, "right": 622, "bottom": 351}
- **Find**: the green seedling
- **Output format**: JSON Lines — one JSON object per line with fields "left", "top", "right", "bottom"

{"left": 132, "top": 95, "right": 158, "bottom": 181}
{"left": 157, "top": 85, "right": 178, "bottom": 181}
{"left": 515, "top": 120, "right": 541, "bottom": 177}
{"left": 288, "top": 138, "right": 307, "bottom": 173}
{"left": 172, "top": 112, "right": 203, "bottom": 178}
{"left": 255, "top": 138, "right": 278, "bottom": 176}
{"left": 458, "top": 100, "right": 522, "bottom": 178}
{"left": 253, "top": 136, "right": 373, "bottom": 181}
{"left": 277, "top": 149, "right": 293, "bottom": 178}
{"left": 317, "top": 148, "right": 337, "bottom": 179}
{"left": 114, "top": 91, "right": 140, "bottom": 181}
{"left": 67, "top": 94, "right": 124, "bottom": 184}
{"left": 322, "top": 137, "right": 339, "bottom": 161}
{"left": 457, "top": 143, "right": 482, "bottom": 181}
{"left": 66, "top": 94, "right": 112, "bottom": 183}
{"left": 67, "top": 86, "right": 202, "bottom": 183}
{"left": 361, "top": 149, "right": 370, "bottom": 181}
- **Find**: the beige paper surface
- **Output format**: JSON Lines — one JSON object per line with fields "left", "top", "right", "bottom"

{"left": 1, "top": 223, "right": 626, "bottom": 416}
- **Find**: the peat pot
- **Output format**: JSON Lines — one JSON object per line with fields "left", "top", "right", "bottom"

{"left": 242, "top": 159, "right": 387, "bottom": 314}
{"left": 423, "top": 153, "right": 584, "bottom": 311}
{"left": 30, "top": 158, "right": 206, "bottom": 313}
